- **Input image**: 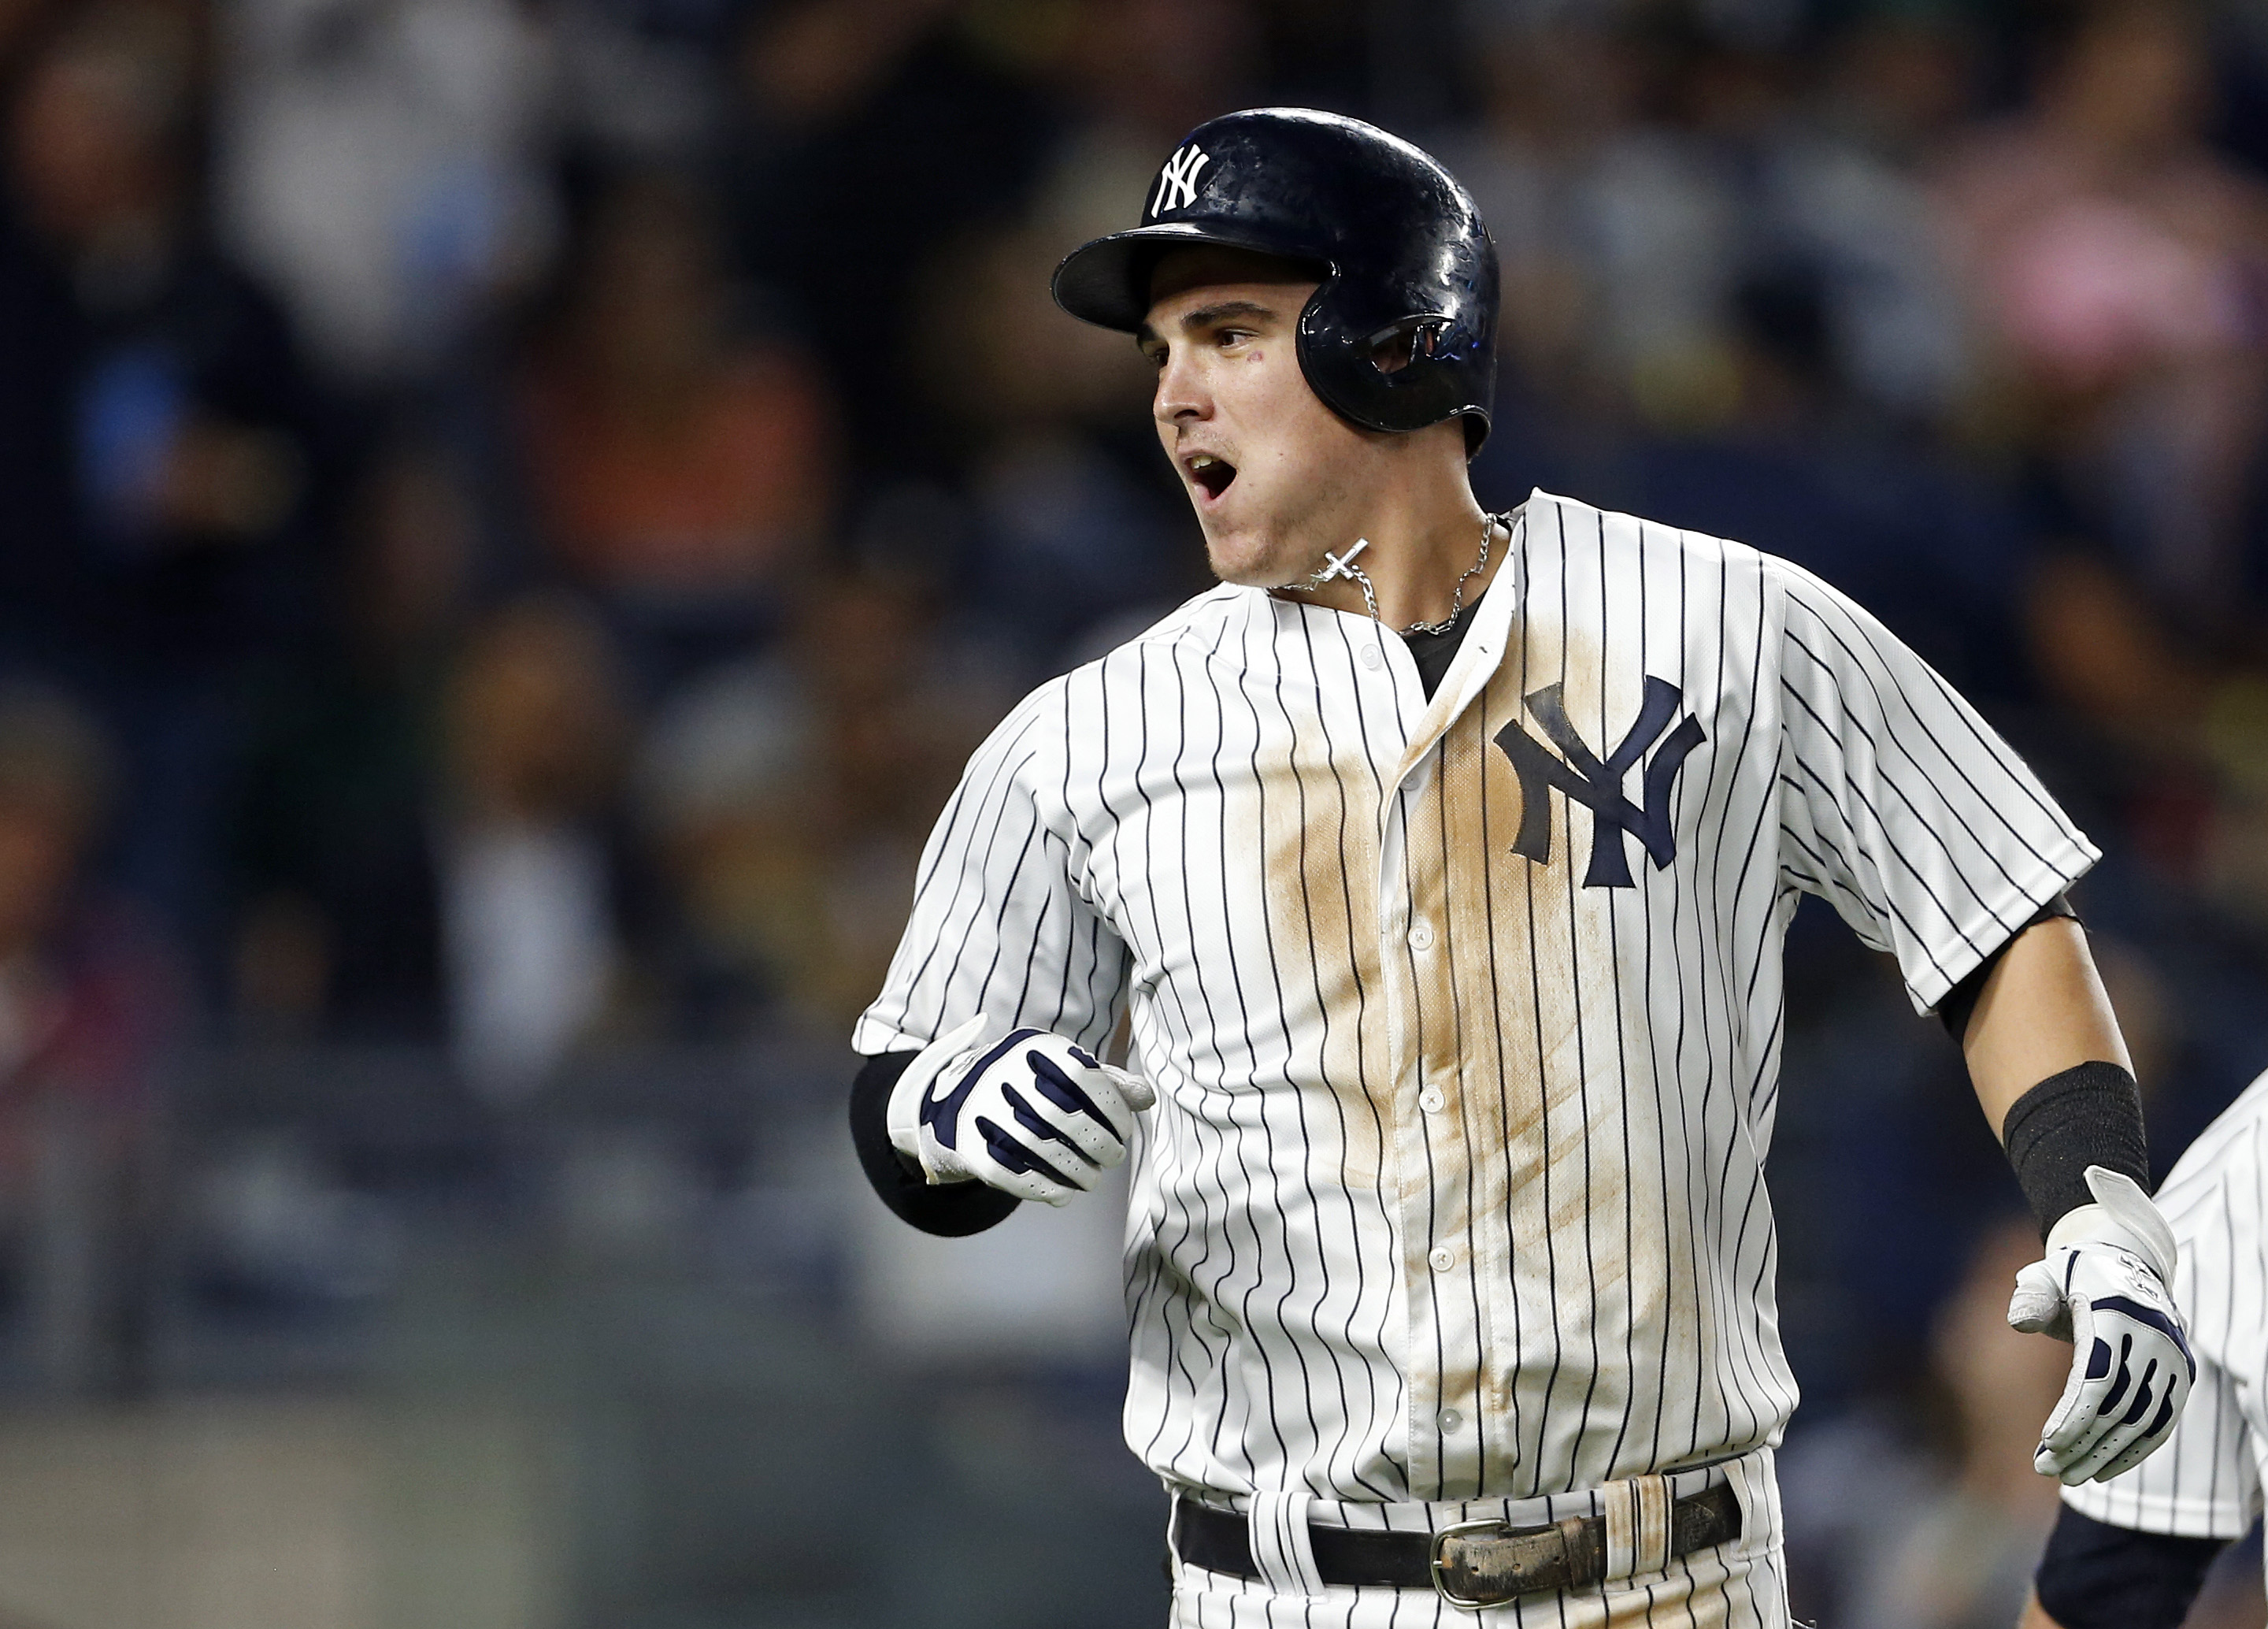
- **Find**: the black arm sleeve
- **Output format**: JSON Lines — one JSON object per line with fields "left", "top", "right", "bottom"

{"left": 2033, "top": 1502, "right": 2225, "bottom": 1629}
{"left": 848, "top": 1052, "right": 1021, "bottom": 1238}
{"left": 2002, "top": 1059, "right": 2151, "bottom": 1236}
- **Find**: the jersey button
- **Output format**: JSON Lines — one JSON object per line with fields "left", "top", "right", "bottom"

{"left": 1437, "top": 1408, "right": 1462, "bottom": 1433}
{"left": 1406, "top": 920, "right": 1435, "bottom": 952}
{"left": 1418, "top": 1085, "right": 1446, "bottom": 1114}
{"left": 1360, "top": 644, "right": 1385, "bottom": 670}
{"left": 1428, "top": 1245, "right": 1455, "bottom": 1273}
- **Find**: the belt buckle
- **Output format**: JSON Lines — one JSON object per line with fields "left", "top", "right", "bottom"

{"left": 1428, "top": 1516, "right": 1515, "bottom": 1612}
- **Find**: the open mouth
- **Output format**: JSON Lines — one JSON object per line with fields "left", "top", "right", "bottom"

{"left": 1188, "top": 454, "right": 1237, "bottom": 500}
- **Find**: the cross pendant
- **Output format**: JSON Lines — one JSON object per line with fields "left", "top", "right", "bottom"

{"left": 1318, "top": 538, "right": 1370, "bottom": 581}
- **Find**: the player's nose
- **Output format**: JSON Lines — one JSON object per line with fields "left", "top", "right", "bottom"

{"left": 1152, "top": 346, "right": 1211, "bottom": 425}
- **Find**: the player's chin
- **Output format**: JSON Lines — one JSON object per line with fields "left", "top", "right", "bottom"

{"left": 1199, "top": 522, "right": 1289, "bottom": 589}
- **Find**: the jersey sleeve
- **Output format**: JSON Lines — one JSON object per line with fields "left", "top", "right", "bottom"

{"left": 850, "top": 680, "right": 1132, "bottom": 1057}
{"left": 1770, "top": 558, "right": 2099, "bottom": 1014}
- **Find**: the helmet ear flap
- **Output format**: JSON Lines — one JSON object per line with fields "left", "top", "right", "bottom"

{"left": 1297, "top": 287, "right": 1493, "bottom": 445}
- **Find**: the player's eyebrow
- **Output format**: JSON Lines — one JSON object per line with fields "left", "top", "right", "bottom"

{"left": 1136, "top": 299, "right": 1284, "bottom": 349}
{"left": 1178, "top": 299, "right": 1279, "bottom": 330}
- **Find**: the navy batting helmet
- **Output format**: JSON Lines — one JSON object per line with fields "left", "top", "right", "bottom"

{"left": 1051, "top": 107, "right": 1499, "bottom": 452}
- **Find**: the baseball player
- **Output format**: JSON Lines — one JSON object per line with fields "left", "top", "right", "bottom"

{"left": 2022, "top": 1066, "right": 2268, "bottom": 1629}
{"left": 847, "top": 108, "right": 2194, "bottom": 1625}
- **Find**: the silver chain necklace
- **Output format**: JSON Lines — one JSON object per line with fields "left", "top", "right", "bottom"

{"left": 1284, "top": 512, "right": 1500, "bottom": 636}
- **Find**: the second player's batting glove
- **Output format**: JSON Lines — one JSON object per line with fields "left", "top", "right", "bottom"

{"left": 2007, "top": 1164, "right": 2196, "bottom": 1485}
{"left": 887, "top": 1015, "right": 1156, "bottom": 1206}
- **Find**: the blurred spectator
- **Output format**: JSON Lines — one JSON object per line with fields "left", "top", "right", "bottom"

{"left": 908, "top": 0, "right": 1244, "bottom": 436}
{"left": 235, "top": 479, "right": 652, "bottom": 1086}
{"left": 1766, "top": 12, "right": 1981, "bottom": 423}
{"left": 10, "top": 1, "right": 328, "bottom": 615}
{"left": 635, "top": 647, "right": 817, "bottom": 1033}
{"left": 1458, "top": 12, "right": 1978, "bottom": 444}
{"left": 802, "top": 568, "right": 1013, "bottom": 1017}
{"left": 1938, "top": 0, "right": 2268, "bottom": 629}
{"left": 1855, "top": 1215, "right": 2071, "bottom": 1627}
{"left": 4, "top": 0, "right": 337, "bottom": 985}
{"left": 723, "top": 0, "right": 1054, "bottom": 483}
{"left": 230, "top": 437, "right": 476, "bottom": 1041}
{"left": 0, "top": 685, "right": 179, "bottom": 1112}
{"left": 960, "top": 433, "right": 1195, "bottom": 663}
{"left": 636, "top": 565, "right": 1013, "bottom": 1035}
{"left": 1451, "top": 16, "right": 1744, "bottom": 428}
{"left": 438, "top": 594, "right": 634, "bottom": 1096}
{"left": 0, "top": 685, "right": 184, "bottom": 1393}
{"left": 1796, "top": 1215, "right": 2070, "bottom": 1629}
{"left": 548, "top": 0, "right": 735, "bottom": 161}
{"left": 1562, "top": 263, "right": 2032, "bottom": 703}
{"left": 900, "top": 0, "right": 1258, "bottom": 666}
{"left": 1458, "top": 22, "right": 2030, "bottom": 703}
{"left": 214, "top": 0, "right": 558, "bottom": 385}
{"left": 912, "top": 189, "right": 1191, "bottom": 663}
{"left": 517, "top": 172, "right": 830, "bottom": 693}
{"left": 1033, "top": 0, "right": 1267, "bottom": 236}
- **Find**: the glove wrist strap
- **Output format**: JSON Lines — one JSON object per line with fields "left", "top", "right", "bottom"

{"left": 886, "top": 1019, "right": 992, "bottom": 1182}
{"left": 2044, "top": 1202, "right": 2159, "bottom": 1273}
{"left": 2042, "top": 1165, "right": 2178, "bottom": 1280}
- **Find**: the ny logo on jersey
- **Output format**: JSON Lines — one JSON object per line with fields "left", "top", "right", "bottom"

{"left": 1150, "top": 144, "right": 1211, "bottom": 217}
{"left": 1495, "top": 677, "right": 1707, "bottom": 889}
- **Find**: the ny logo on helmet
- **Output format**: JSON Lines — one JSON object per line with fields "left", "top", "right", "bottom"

{"left": 1150, "top": 144, "right": 1211, "bottom": 217}
{"left": 1495, "top": 677, "right": 1706, "bottom": 889}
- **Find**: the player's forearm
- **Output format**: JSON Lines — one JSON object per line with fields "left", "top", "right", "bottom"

{"left": 1962, "top": 918, "right": 2133, "bottom": 1134}
{"left": 1958, "top": 918, "right": 2187, "bottom": 1486}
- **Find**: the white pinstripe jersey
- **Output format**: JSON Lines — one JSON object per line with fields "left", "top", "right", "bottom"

{"left": 2063, "top": 1067, "right": 2268, "bottom": 1542}
{"left": 856, "top": 488, "right": 2099, "bottom": 1507}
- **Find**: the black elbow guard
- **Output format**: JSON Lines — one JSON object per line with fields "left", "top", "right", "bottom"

{"left": 849, "top": 1051, "right": 1021, "bottom": 1238}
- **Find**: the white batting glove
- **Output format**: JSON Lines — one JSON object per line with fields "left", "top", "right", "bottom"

{"left": 2007, "top": 1165, "right": 2195, "bottom": 1485}
{"left": 886, "top": 1015, "right": 1156, "bottom": 1206}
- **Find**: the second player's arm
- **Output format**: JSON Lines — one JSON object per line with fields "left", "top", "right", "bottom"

{"left": 2014, "top": 1506, "right": 2233, "bottom": 1629}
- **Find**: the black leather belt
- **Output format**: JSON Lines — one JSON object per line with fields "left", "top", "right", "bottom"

{"left": 1174, "top": 1482, "right": 1740, "bottom": 1605}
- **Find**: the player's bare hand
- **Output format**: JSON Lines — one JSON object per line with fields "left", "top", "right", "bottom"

{"left": 887, "top": 1015, "right": 1157, "bottom": 1205}
{"left": 2007, "top": 1166, "right": 2195, "bottom": 1485}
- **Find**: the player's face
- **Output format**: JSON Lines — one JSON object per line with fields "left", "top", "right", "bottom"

{"left": 1139, "top": 250, "right": 1378, "bottom": 588}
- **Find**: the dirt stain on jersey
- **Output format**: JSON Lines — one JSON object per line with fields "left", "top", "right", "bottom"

{"left": 1254, "top": 681, "right": 1392, "bottom": 1192}
{"left": 1420, "top": 620, "right": 1672, "bottom": 1458}
{"left": 1250, "top": 594, "right": 1697, "bottom": 1488}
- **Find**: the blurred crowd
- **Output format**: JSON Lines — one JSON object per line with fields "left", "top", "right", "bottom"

{"left": 2, "top": 0, "right": 2268, "bottom": 1620}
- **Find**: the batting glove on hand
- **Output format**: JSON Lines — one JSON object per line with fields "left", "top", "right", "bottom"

{"left": 2007, "top": 1164, "right": 2195, "bottom": 1485}
{"left": 886, "top": 1015, "right": 1156, "bottom": 1206}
